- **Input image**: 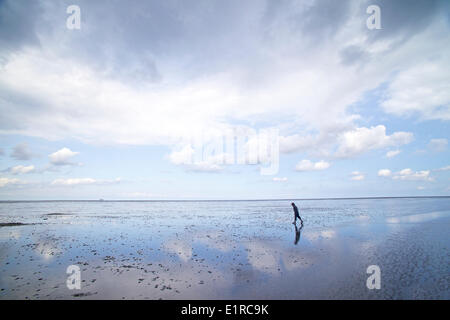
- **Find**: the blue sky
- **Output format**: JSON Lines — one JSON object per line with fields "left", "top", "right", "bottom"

{"left": 0, "top": 0, "right": 449, "bottom": 200}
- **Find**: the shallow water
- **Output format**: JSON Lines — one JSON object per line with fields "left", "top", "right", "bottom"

{"left": 0, "top": 198, "right": 449, "bottom": 299}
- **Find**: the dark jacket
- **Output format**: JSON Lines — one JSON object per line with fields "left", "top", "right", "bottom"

{"left": 293, "top": 205, "right": 300, "bottom": 217}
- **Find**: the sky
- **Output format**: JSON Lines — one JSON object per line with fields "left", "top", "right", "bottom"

{"left": 0, "top": 0, "right": 449, "bottom": 200}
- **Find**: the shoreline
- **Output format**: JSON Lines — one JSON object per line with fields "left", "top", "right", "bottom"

{"left": 0, "top": 195, "right": 449, "bottom": 203}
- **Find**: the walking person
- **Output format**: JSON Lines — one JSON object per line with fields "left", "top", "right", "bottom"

{"left": 291, "top": 202, "right": 303, "bottom": 225}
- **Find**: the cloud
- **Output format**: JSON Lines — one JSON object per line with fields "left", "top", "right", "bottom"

{"left": 428, "top": 138, "right": 448, "bottom": 153}
{"left": 48, "top": 148, "right": 79, "bottom": 166}
{"left": 0, "top": 0, "right": 447, "bottom": 170}
{"left": 168, "top": 144, "right": 224, "bottom": 172}
{"left": 295, "top": 160, "right": 330, "bottom": 172}
{"left": 51, "top": 178, "right": 96, "bottom": 186}
{"left": 182, "top": 162, "right": 223, "bottom": 173}
{"left": 9, "top": 165, "right": 34, "bottom": 174}
{"left": 168, "top": 145, "right": 195, "bottom": 166}
{"left": 350, "top": 171, "right": 365, "bottom": 181}
{"left": 434, "top": 165, "right": 450, "bottom": 172}
{"left": 381, "top": 59, "right": 450, "bottom": 121}
{"left": 0, "top": 148, "right": 4, "bottom": 156}
{"left": 165, "top": 133, "right": 279, "bottom": 173}
{"left": 0, "top": 0, "right": 42, "bottom": 54}
{"left": 279, "top": 134, "right": 319, "bottom": 154}
{"left": 378, "top": 169, "right": 392, "bottom": 177}
{"left": 386, "top": 150, "right": 401, "bottom": 158}
{"left": 0, "top": 177, "right": 20, "bottom": 187}
{"left": 11, "top": 143, "right": 33, "bottom": 160}
{"left": 279, "top": 122, "right": 351, "bottom": 157}
{"left": 51, "top": 178, "right": 121, "bottom": 186}
{"left": 379, "top": 168, "right": 433, "bottom": 181}
{"left": 417, "top": 186, "right": 425, "bottom": 190}
{"left": 335, "top": 125, "right": 413, "bottom": 158}
{"left": 392, "top": 169, "right": 433, "bottom": 181}
{"left": 366, "top": 0, "right": 440, "bottom": 41}
{"left": 272, "top": 177, "right": 288, "bottom": 182}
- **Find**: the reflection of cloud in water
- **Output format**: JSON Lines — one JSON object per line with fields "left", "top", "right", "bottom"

{"left": 163, "top": 226, "right": 325, "bottom": 279}
{"left": 246, "top": 241, "right": 311, "bottom": 275}
{"left": 356, "top": 215, "right": 370, "bottom": 222}
{"left": 356, "top": 240, "right": 377, "bottom": 256}
{"left": 195, "top": 231, "right": 234, "bottom": 253}
{"left": 79, "top": 253, "right": 231, "bottom": 299}
{"left": 386, "top": 211, "right": 450, "bottom": 224}
{"left": 34, "top": 238, "right": 61, "bottom": 261}
{"left": 163, "top": 230, "right": 234, "bottom": 262}
{"left": 321, "top": 230, "right": 336, "bottom": 238}
{"left": 303, "top": 229, "right": 336, "bottom": 241}
{"left": 0, "top": 229, "right": 21, "bottom": 240}
{"left": 246, "top": 242, "right": 279, "bottom": 274}
{"left": 163, "top": 239, "right": 192, "bottom": 262}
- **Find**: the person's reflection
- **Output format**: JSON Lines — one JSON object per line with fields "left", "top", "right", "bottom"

{"left": 294, "top": 223, "right": 303, "bottom": 245}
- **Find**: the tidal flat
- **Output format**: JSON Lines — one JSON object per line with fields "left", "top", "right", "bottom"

{"left": 0, "top": 198, "right": 449, "bottom": 299}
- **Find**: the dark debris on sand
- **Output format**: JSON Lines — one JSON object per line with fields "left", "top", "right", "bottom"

{"left": 0, "top": 222, "right": 32, "bottom": 227}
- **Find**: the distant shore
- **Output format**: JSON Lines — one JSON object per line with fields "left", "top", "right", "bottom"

{"left": 0, "top": 195, "right": 449, "bottom": 203}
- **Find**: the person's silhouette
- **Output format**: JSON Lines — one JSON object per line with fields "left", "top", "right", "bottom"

{"left": 291, "top": 202, "right": 303, "bottom": 225}
{"left": 294, "top": 223, "right": 303, "bottom": 245}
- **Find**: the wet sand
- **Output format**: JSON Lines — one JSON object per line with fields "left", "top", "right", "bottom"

{"left": 0, "top": 201, "right": 449, "bottom": 299}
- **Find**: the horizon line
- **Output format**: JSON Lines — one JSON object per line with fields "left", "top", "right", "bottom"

{"left": 0, "top": 195, "right": 449, "bottom": 202}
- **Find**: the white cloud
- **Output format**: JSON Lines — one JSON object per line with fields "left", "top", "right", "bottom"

{"left": 279, "top": 134, "right": 317, "bottom": 154}
{"left": 168, "top": 145, "right": 195, "bottom": 165}
{"left": 168, "top": 145, "right": 224, "bottom": 172}
{"left": 183, "top": 162, "right": 223, "bottom": 173}
{"left": 0, "top": 177, "right": 21, "bottom": 187}
{"left": 272, "top": 177, "right": 288, "bottom": 182}
{"left": 379, "top": 168, "right": 433, "bottom": 181}
{"left": 382, "top": 58, "right": 450, "bottom": 121}
{"left": 10, "top": 165, "right": 35, "bottom": 174}
{"left": 51, "top": 178, "right": 96, "bottom": 186}
{"left": 350, "top": 171, "right": 365, "bottom": 181}
{"left": 335, "top": 125, "right": 413, "bottom": 158}
{"left": 378, "top": 169, "right": 392, "bottom": 177}
{"left": 0, "top": 13, "right": 419, "bottom": 161}
{"left": 51, "top": 178, "right": 121, "bottom": 186}
{"left": 417, "top": 186, "right": 425, "bottom": 190}
{"left": 48, "top": 148, "right": 79, "bottom": 166}
{"left": 295, "top": 160, "right": 330, "bottom": 172}
{"left": 428, "top": 138, "right": 448, "bottom": 152}
{"left": 0, "top": 0, "right": 447, "bottom": 176}
{"left": 392, "top": 169, "right": 433, "bottom": 181}
{"left": 168, "top": 129, "right": 279, "bottom": 173}
{"left": 435, "top": 165, "right": 450, "bottom": 172}
{"left": 386, "top": 150, "right": 401, "bottom": 158}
